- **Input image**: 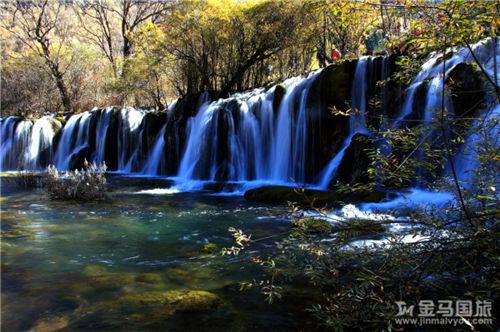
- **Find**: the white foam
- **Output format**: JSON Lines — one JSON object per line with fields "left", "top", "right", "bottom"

{"left": 360, "top": 189, "right": 454, "bottom": 211}
{"left": 135, "top": 188, "right": 180, "bottom": 195}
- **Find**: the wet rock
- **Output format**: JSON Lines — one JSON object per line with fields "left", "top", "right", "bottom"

{"left": 335, "top": 219, "right": 387, "bottom": 243}
{"left": 201, "top": 243, "right": 218, "bottom": 254}
{"left": 305, "top": 60, "right": 356, "bottom": 181}
{"left": 446, "top": 62, "right": 486, "bottom": 118}
{"left": 83, "top": 264, "right": 107, "bottom": 277}
{"left": 68, "top": 145, "right": 92, "bottom": 170}
{"left": 293, "top": 217, "right": 332, "bottom": 234}
{"left": 29, "top": 315, "right": 69, "bottom": 332}
{"left": 135, "top": 272, "right": 163, "bottom": 284}
{"left": 87, "top": 273, "right": 135, "bottom": 291}
{"left": 116, "top": 290, "right": 223, "bottom": 312}
{"left": 83, "top": 264, "right": 135, "bottom": 291}
{"left": 272, "top": 83, "right": 286, "bottom": 110}
{"left": 244, "top": 185, "right": 385, "bottom": 208}
{"left": 335, "top": 133, "right": 374, "bottom": 186}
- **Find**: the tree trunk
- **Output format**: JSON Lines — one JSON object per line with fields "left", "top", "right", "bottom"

{"left": 40, "top": 42, "right": 72, "bottom": 113}
{"left": 54, "top": 72, "right": 72, "bottom": 113}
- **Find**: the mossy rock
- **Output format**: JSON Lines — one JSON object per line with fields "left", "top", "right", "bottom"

{"left": 77, "top": 290, "right": 227, "bottom": 330}
{"left": 83, "top": 264, "right": 107, "bottom": 277}
{"left": 201, "top": 243, "right": 218, "bottom": 254}
{"left": 135, "top": 272, "right": 163, "bottom": 284}
{"left": 1, "top": 227, "right": 35, "bottom": 239}
{"left": 244, "top": 186, "right": 385, "bottom": 208}
{"left": 273, "top": 83, "right": 286, "bottom": 110}
{"left": 116, "top": 290, "right": 223, "bottom": 312}
{"left": 302, "top": 218, "right": 332, "bottom": 234}
{"left": 83, "top": 265, "right": 135, "bottom": 291}
{"left": 318, "top": 60, "right": 357, "bottom": 113}
{"left": 88, "top": 273, "right": 135, "bottom": 291}
{"left": 30, "top": 315, "right": 69, "bottom": 332}
{"left": 335, "top": 219, "right": 387, "bottom": 242}
{"left": 165, "top": 267, "right": 192, "bottom": 283}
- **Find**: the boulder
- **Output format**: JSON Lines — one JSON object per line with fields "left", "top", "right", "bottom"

{"left": 244, "top": 185, "right": 385, "bottom": 207}
{"left": 335, "top": 133, "right": 374, "bottom": 186}
{"left": 68, "top": 145, "right": 92, "bottom": 170}
{"left": 304, "top": 60, "right": 356, "bottom": 181}
{"left": 272, "top": 83, "right": 286, "bottom": 110}
{"left": 201, "top": 243, "right": 218, "bottom": 254}
{"left": 446, "top": 62, "right": 486, "bottom": 118}
{"left": 115, "top": 290, "right": 223, "bottom": 312}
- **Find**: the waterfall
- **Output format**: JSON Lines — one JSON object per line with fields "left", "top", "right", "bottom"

{"left": 54, "top": 112, "right": 92, "bottom": 170}
{"left": 394, "top": 38, "right": 499, "bottom": 130}
{"left": 392, "top": 55, "right": 439, "bottom": 129}
{"left": 380, "top": 56, "right": 391, "bottom": 128}
{"left": 143, "top": 124, "right": 167, "bottom": 175}
{"left": 0, "top": 116, "right": 60, "bottom": 171}
{"left": 118, "top": 108, "right": 147, "bottom": 171}
{"left": 0, "top": 117, "right": 22, "bottom": 170}
{"left": 93, "top": 108, "right": 113, "bottom": 165}
{"left": 390, "top": 38, "right": 499, "bottom": 182}
{"left": 28, "top": 116, "right": 60, "bottom": 169}
{"left": 454, "top": 104, "right": 500, "bottom": 184}
{"left": 177, "top": 70, "right": 322, "bottom": 183}
{"left": 318, "top": 56, "right": 372, "bottom": 189}
{"left": 1, "top": 38, "right": 497, "bottom": 194}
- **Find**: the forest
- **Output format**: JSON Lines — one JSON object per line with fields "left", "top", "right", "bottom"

{"left": 1, "top": 0, "right": 493, "bottom": 114}
{"left": 0, "top": 0, "right": 499, "bottom": 331}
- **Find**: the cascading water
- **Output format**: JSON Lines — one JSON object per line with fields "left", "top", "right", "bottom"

{"left": 93, "top": 108, "right": 113, "bottom": 166}
{"left": 454, "top": 103, "right": 500, "bottom": 185}
{"left": 0, "top": 116, "right": 60, "bottom": 170}
{"left": 1, "top": 38, "right": 497, "bottom": 195}
{"left": 394, "top": 38, "right": 498, "bottom": 130}
{"left": 54, "top": 112, "right": 93, "bottom": 170}
{"left": 176, "top": 70, "right": 322, "bottom": 184}
{"left": 118, "top": 108, "right": 147, "bottom": 171}
{"left": 392, "top": 55, "right": 439, "bottom": 129}
{"left": 143, "top": 125, "right": 167, "bottom": 175}
{"left": 391, "top": 38, "right": 499, "bottom": 182}
{"left": 318, "top": 56, "right": 372, "bottom": 189}
{"left": 1, "top": 117, "right": 23, "bottom": 170}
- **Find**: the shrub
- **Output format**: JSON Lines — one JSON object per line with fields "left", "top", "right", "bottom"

{"left": 46, "top": 160, "right": 107, "bottom": 200}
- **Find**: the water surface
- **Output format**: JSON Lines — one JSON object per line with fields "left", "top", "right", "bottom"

{"left": 1, "top": 176, "right": 316, "bottom": 331}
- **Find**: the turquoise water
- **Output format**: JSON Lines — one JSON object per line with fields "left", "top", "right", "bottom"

{"left": 1, "top": 176, "right": 315, "bottom": 331}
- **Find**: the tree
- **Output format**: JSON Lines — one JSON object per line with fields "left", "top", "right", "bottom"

{"left": 162, "top": 0, "right": 311, "bottom": 96}
{"left": 2, "top": 0, "right": 74, "bottom": 112}
{"left": 76, "top": 0, "right": 172, "bottom": 79}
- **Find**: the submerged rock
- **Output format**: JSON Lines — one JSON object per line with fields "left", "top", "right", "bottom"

{"left": 116, "top": 290, "right": 223, "bottom": 312}
{"left": 201, "top": 242, "right": 218, "bottom": 254}
{"left": 30, "top": 315, "right": 69, "bottom": 332}
{"left": 135, "top": 272, "right": 163, "bottom": 284}
{"left": 83, "top": 264, "right": 135, "bottom": 291}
